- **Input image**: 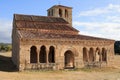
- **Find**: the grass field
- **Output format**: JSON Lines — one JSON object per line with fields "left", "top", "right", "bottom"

{"left": 0, "top": 52, "right": 120, "bottom": 80}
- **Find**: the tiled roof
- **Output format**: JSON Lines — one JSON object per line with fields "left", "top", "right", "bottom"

{"left": 14, "top": 14, "right": 114, "bottom": 41}
{"left": 16, "top": 21, "right": 78, "bottom": 32}
{"left": 18, "top": 30, "right": 112, "bottom": 41}
{"left": 14, "top": 14, "right": 79, "bottom": 32}
{"left": 14, "top": 14, "right": 68, "bottom": 23}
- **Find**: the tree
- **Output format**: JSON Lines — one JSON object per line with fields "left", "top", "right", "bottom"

{"left": 0, "top": 43, "right": 12, "bottom": 52}
{"left": 1, "top": 45, "right": 5, "bottom": 51}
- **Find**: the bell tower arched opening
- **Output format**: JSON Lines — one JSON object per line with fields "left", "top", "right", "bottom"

{"left": 59, "top": 9, "right": 62, "bottom": 17}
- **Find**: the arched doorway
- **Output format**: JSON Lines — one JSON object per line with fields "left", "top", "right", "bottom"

{"left": 30, "top": 46, "right": 37, "bottom": 63}
{"left": 48, "top": 46, "right": 55, "bottom": 63}
{"left": 64, "top": 50, "right": 74, "bottom": 68}
{"left": 102, "top": 48, "right": 107, "bottom": 61}
{"left": 39, "top": 45, "right": 46, "bottom": 63}
{"left": 89, "top": 48, "right": 94, "bottom": 62}
{"left": 83, "top": 47, "right": 88, "bottom": 62}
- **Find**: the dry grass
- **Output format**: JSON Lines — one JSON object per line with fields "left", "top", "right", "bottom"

{"left": 0, "top": 52, "right": 120, "bottom": 80}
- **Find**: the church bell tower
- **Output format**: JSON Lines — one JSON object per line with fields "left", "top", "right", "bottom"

{"left": 47, "top": 5, "right": 72, "bottom": 26}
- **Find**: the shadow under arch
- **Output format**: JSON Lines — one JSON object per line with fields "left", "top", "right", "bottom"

{"left": 39, "top": 45, "right": 47, "bottom": 63}
{"left": 83, "top": 47, "right": 88, "bottom": 62}
{"left": 30, "top": 46, "right": 37, "bottom": 63}
{"left": 89, "top": 47, "right": 94, "bottom": 62}
{"left": 102, "top": 48, "right": 107, "bottom": 62}
{"left": 48, "top": 46, "right": 55, "bottom": 63}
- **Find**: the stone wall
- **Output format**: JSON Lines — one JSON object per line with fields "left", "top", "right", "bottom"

{"left": 17, "top": 39, "right": 115, "bottom": 71}
{"left": 12, "top": 26, "right": 20, "bottom": 69}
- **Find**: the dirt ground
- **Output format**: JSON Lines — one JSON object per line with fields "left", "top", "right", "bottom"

{"left": 0, "top": 52, "right": 120, "bottom": 80}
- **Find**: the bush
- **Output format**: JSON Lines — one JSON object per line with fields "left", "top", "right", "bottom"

{"left": 0, "top": 43, "right": 12, "bottom": 52}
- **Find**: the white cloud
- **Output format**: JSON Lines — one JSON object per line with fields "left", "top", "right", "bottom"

{"left": 79, "top": 4, "right": 120, "bottom": 16}
{"left": 106, "top": 16, "right": 120, "bottom": 23}
{"left": 74, "top": 3, "right": 120, "bottom": 41}
{"left": 73, "top": 21, "right": 120, "bottom": 40}
{"left": 79, "top": 8, "right": 108, "bottom": 16}
{"left": 108, "top": 4, "right": 120, "bottom": 12}
{"left": 0, "top": 19, "right": 12, "bottom": 43}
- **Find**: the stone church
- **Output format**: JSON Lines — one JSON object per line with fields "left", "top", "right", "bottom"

{"left": 12, "top": 5, "right": 115, "bottom": 71}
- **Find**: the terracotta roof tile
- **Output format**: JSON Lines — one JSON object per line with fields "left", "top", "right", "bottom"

{"left": 16, "top": 22, "right": 78, "bottom": 32}
{"left": 18, "top": 30, "right": 112, "bottom": 41}
{"left": 14, "top": 14, "right": 114, "bottom": 41}
{"left": 14, "top": 14, "right": 68, "bottom": 23}
{"left": 14, "top": 14, "right": 79, "bottom": 32}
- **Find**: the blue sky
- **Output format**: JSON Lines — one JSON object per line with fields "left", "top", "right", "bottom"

{"left": 0, "top": 0, "right": 120, "bottom": 43}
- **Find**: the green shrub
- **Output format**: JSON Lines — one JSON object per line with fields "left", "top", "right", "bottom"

{"left": 0, "top": 43, "right": 12, "bottom": 52}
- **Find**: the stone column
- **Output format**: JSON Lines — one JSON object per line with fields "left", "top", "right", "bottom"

{"left": 87, "top": 49, "right": 89, "bottom": 62}
{"left": 96, "top": 50, "right": 100, "bottom": 62}
{"left": 93, "top": 50, "right": 95, "bottom": 62}
{"left": 37, "top": 46, "right": 40, "bottom": 63}
{"left": 62, "top": 9, "right": 65, "bottom": 18}
{"left": 46, "top": 46, "right": 49, "bottom": 64}
{"left": 99, "top": 50, "right": 102, "bottom": 62}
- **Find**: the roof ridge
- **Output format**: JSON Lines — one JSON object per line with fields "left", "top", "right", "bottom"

{"left": 14, "top": 13, "right": 68, "bottom": 23}
{"left": 14, "top": 13, "right": 67, "bottom": 19}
